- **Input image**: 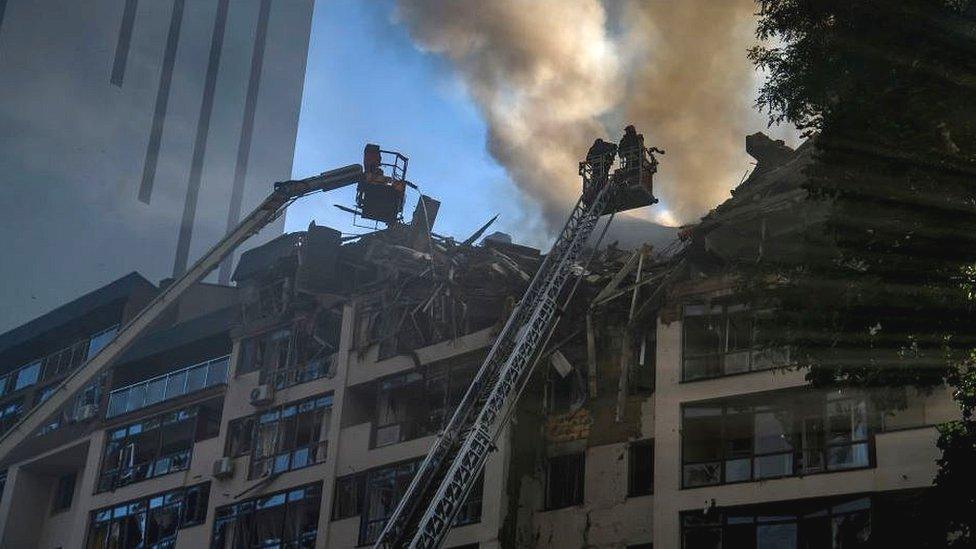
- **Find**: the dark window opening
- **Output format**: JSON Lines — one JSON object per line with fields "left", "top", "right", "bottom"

{"left": 628, "top": 440, "right": 654, "bottom": 497}
{"left": 51, "top": 473, "right": 76, "bottom": 513}
{"left": 545, "top": 346, "right": 588, "bottom": 415}
{"left": 0, "top": 399, "right": 24, "bottom": 435}
{"left": 86, "top": 483, "right": 209, "bottom": 548}
{"left": 331, "top": 474, "right": 364, "bottom": 521}
{"left": 546, "top": 452, "right": 585, "bottom": 510}
{"left": 630, "top": 329, "right": 656, "bottom": 395}
{"left": 225, "top": 416, "right": 255, "bottom": 458}
{"left": 211, "top": 483, "right": 321, "bottom": 549}
{"left": 681, "top": 495, "right": 871, "bottom": 549}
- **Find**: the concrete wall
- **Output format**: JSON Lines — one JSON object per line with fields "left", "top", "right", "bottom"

{"left": 651, "top": 315, "right": 958, "bottom": 548}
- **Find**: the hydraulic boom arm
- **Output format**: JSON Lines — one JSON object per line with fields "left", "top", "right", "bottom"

{"left": 0, "top": 164, "right": 364, "bottom": 462}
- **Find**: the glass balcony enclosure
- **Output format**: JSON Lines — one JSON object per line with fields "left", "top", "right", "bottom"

{"left": 106, "top": 355, "right": 229, "bottom": 418}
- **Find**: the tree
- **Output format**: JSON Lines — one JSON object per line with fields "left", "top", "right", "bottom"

{"left": 746, "top": 1, "right": 976, "bottom": 545}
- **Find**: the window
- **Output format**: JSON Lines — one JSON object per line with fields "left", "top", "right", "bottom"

{"left": 374, "top": 357, "right": 477, "bottom": 447}
{"left": 225, "top": 416, "right": 255, "bottom": 458}
{"left": 681, "top": 392, "right": 872, "bottom": 488}
{"left": 87, "top": 483, "right": 209, "bottom": 548}
{"left": 239, "top": 315, "right": 339, "bottom": 390}
{"left": 15, "top": 362, "right": 40, "bottom": 391}
{"left": 628, "top": 440, "right": 654, "bottom": 497}
{"left": 360, "top": 461, "right": 419, "bottom": 545}
{"left": 349, "top": 460, "right": 482, "bottom": 545}
{"left": 97, "top": 402, "right": 221, "bottom": 492}
{"left": 545, "top": 347, "right": 588, "bottom": 415}
{"left": 682, "top": 304, "right": 787, "bottom": 381}
{"left": 51, "top": 473, "right": 76, "bottom": 513}
{"left": 211, "top": 483, "right": 321, "bottom": 549}
{"left": 681, "top": 496, "right": 871, "bottom": 549}
{"left": 0, "top": 398, "right": 24, "bottom": 434}
{"left": 226, "top": 394, "right": 332, "bottom": 479}
{"left": 331, "top": 474, "right": 364, "bottom": 521}
{"left": 239, "top": 327, "right": 291, "bottom": 376}
{"left": 87, "top": 326, "right": 119, "bottom": 360}
{"left": 546, "top": 452, "right": 585, "bottom": 510}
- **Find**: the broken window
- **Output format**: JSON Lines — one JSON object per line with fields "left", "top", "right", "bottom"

{"left": 240, "top": 311, "right": 340, "bottom": 389}
{"left": 97, "top": 402, "right": 221, "bottom": 492}
{"left": 211, "top": 483, "right": 321, "bottom": 548}
{"left": 332, "top": 474, "right": 364, "bottom": 521}
{"left": 630, "top": 328, "right": 656, "bottom": 395}
{"left": 238, "top": 327, "right": 291, "bottom": 376}
{"left": 373, "top": 356, "right": 478, "bottom": 447}
{"left": 242, "top": 278, "right": 290, "bottom": 323}
{"left": 0, "top": 398, "right": 24, "bottom": 435}
{"left": 86, "top": 482, "right": 209, "bottom": 549}
{"left": 225, "top": 394, "right": 332, "bottom": 479}
{"left": 545, "top": 346, "right": 588, "bottom": 415}
{"left": 546, "top": 452, "right": 585, "bottom": 509}
{"left": 355, "top": 460, "right": 482, "bottom": 545}
{"left": 680, "top": 496, "right": 871, "bottom": 549}
{"left": 683, "top": 303, "right": 787, "bottom": 381}
{"left": 225, "top": 416, "right": 255, "bottom": 458}
{"left": 681, "top": 392, "right": 873, "bottom": 488}
{"left": 628, "top": 440, "right": 654, "bottom": 497}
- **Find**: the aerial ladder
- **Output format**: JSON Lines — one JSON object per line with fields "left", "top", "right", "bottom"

{"left": 373, "top": 130, "right": 660, "bottom": 548}
{"left": 0, "top": 162, "right": 371, "bottom": 461}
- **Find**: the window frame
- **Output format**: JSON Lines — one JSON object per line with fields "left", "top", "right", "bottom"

{"left": 86, "top": 482, "right": 210, "bottom": 548}
{"left": 680, "top": 393, "right": 874, "bottom": 489}
{"left": 681, "top": 303, "right": 787, "bottom": 382}
{"left": 211, "top": 482, "right": 321, "bottom": 549}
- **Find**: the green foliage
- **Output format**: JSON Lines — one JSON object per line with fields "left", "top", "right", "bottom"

{"left": 743, "top": 0, "right": 976, "bottom": 390}
{"left": 935, "top": 364, "right": 976, "bottom": 547}
{"left": 747, "top": 1, "right": 976, "bottom": 545}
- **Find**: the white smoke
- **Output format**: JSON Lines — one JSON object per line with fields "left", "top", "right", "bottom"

{"left": 396, "top": 0, "right": 785, "bottom": 234}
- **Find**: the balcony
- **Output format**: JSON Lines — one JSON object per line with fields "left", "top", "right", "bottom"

{"left": 106, "top": 355, "right": 229, "bottom": 418}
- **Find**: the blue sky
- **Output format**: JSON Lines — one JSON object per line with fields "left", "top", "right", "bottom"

{"left": 285, "top": 0, "right": 527, "bottom": 242}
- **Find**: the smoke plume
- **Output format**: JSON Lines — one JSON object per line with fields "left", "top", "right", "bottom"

{"left": 396, "top": 0, "right": 766, "bottom": 233}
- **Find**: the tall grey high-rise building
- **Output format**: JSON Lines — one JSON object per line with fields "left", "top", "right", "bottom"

{"left": 0, "top": 0, "right": 315, "bottom": 331}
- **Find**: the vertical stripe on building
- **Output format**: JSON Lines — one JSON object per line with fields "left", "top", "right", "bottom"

{"left": 0, "top": 0, "right": 8, "bottom": 38}
{"left": 110, "top": 0, "right": 139, "bottom": 86}
{"left": 217, "top": 0, "right": 271, "bottom": 284}
{"left": 137, "top": 0, "right": 185, "bottom": 204}
{"left": 172, "top": 0, "right": 230, "bottom": 277}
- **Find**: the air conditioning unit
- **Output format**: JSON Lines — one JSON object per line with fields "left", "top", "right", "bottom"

{"left": 213, "top": 457, "right": 235, "bottom": 479}
{"left": 249, "top": 384, "right": 274, "bottom": 406}
{"left": 74, "top": 403, "right": 99, "bottom": 422}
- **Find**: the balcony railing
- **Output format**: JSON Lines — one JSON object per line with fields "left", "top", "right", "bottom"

{"left": 106, "top": 355, "right": 229, "bottom": 418}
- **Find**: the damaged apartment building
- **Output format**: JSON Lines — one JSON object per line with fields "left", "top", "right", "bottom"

{"left": 0, "top": 135, "right": 960, "bottom": 548}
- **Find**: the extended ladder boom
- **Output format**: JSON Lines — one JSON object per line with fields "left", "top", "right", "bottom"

{"left": 0, "top": 164, "right": 364, "bottom": 462}
{"left": 374, "top": 175, "right": 622, "bottom": 548}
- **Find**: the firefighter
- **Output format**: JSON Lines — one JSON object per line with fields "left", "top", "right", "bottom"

{"left": 584, "top": 138, "right": 617, "bottom": 203}
{"left": 363, "top": 143, "right": 385, "bottom": 184}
